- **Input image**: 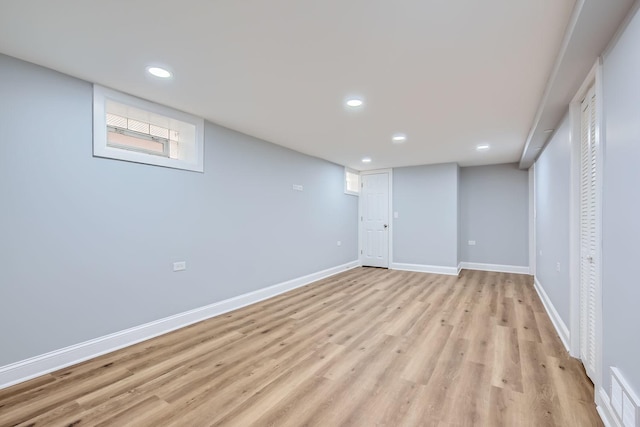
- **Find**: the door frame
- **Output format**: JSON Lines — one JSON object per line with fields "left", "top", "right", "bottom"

{"left": 568, "top": 59, "right": 604, "bottom": 390}
{"left": 358, "top": 169, "right": 393, "bottom": 267}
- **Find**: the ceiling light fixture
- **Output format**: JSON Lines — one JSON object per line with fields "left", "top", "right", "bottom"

{"left": 476, "top": 144, "right": 490, "bottom": 151}
{"left": 543, "top": 129, "right": 555, "bottom": 134}
{"left": 346, "top": 98, "right": 363, "bottom": 107}
{"left": 392, "top": 134, "right": 407, "bottom": 143}
{"left": 147, "top": 66, "right": 172, "bottom": 78}
{"left": 362, "top": 157, "right": 372, "bottom": 163}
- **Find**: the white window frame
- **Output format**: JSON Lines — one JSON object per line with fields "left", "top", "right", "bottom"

{"left": 93, "top": 85, "right": 205, "bottom": 172}
{"left": 344, "top": 167, "right": 360, "bottom": 196}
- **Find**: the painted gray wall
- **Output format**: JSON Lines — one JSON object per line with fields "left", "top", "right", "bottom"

{"left": 602, "top": 4, "right": 640, "bottom": 398}
{"left": 0, "top": 54, "right": 358, "bottom": 366}
{"left": 534, "top": 113, "right": 572, "bottom": 326}
{"left": 459, "top": 163, "right": 529, "bottom": 266}
{"left": 392, "top": 163, "right": 459, "bottom": 268}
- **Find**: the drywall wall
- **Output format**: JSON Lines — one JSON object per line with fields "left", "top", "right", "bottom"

{"left": 459, "top": 163, "right": 529, "bottom": 267}
{"left": 392, "top": 163, "right": 459, "bottom": 268}
{"left": 0, "top": 54, "right": 358, "bottom": 366}
{"left": 601, "top": 3, "right": 640, "bottom": 398}
{"left": 533, "top": 113, "right": 572, "bottom": 326}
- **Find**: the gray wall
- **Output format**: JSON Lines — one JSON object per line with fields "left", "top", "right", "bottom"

{"left": 534, "top": 113, "right": 572, "bottom": 326}
{"left": 602, "top": 4, "right": 640, "bottom": 398}
{"left": 459, "top": 163, "right": 529, "bottom": 266}
{"left": 392, "top": 163, "right": 459, "bottom": 267}
{"left": 0, "top": 54, "right": 358, "bottom": 366}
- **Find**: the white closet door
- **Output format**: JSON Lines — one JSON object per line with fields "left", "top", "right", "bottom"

{"left": 361, "top": 173, "right": 390, "bottom": 268}
{"left": 579, "top": 85, "right": 598, "bottom": 381}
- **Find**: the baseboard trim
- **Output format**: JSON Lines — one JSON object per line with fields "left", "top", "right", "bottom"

{"left": 390, "top": 262, "right": 459, "bottom": 276}
{"left": 459, "top": 262, "right": 531, "bottom": 275}
{"left": 0, "top": 260, "right": 360, "bottom": 390}
{"left": 597, "top": 386, "right": 621, "bottom": 427}
{"left": 533, "top": 277, "right": 571, "bottom": 353}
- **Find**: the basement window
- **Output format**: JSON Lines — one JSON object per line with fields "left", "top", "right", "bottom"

{"left": 93, "top": 85, "right": 204, "bottom": 172}
{"left": 345, "top": 168, "right": 360, "bottom": 195}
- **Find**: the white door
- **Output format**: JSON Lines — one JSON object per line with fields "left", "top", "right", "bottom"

{"left": 579, "top": 85, "right": 599, "bottom": 382}
{"left": 361, "top": 173, "right": 389, "bottom": 268}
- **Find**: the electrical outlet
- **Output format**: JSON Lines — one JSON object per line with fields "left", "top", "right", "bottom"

{"left": 292, "top": 184, "right": 303, "bottom": 191}
{"left": 556, "top": 262, "right": 561, "bottom": 272}
{"left": 337, "top": 241, "right": 342, "bottom": 246}
{"left": 173, "top": 261, "right": 186, "bottom": 272}
{"left": 468, "top": 240, "right": 476, "bottom": 246}
{"left": 393, "top": 211, "right": 399, "bottom": 219}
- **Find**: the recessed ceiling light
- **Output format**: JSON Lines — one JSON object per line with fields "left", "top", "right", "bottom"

{"left": 362, "top": 157, "right": 372, "bottom": 163}
{"left": 392, "top": 134, "right": 407, "bottom": 143}
{"left": 346, "top": 98, "right": 363, "bottom": 107}
{"left": 147, "top": 66, "right": 172, "bottom": 78}
{"left": 476, "top": 144, "right": 490, "bottom": 151}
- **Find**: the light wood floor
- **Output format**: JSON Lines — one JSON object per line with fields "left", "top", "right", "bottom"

{"left": 0, "top": 268, "right": 602, "bottom": 426}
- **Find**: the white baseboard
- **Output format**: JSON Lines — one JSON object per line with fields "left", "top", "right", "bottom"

{"left": 597, "top": 386, "right": 622, "bottom": 427}
{"left": 533, "top": 277, "right": 571, "bottom": 353}
{"left": 390, "top": 262, "right": 459, "bottom": 276}
{"left": 459, "top": 262, "right": 531, "bottom": 275}
{"left": 0, "top": 260, "right": 360, "bottom": 390}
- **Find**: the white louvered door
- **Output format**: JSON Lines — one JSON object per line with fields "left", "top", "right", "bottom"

{"left": 579, "top": 85, "right": 598, "bottom": 382}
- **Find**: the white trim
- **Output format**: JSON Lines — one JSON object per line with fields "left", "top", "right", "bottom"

{"left": 458, "top": 262, "right": 530, "bottom": 275}
{"left": 593, "top": 57, "right": 605, "bottom": 395}
{"left": 533, "top": 277, "right": 570, "bottom": 353}
{"left": 358, "top": 169, "right": 393, "bottom": 268}
{"left": 597, "top": 386, "right": 623, "bottom": 427}
{"left": 529, "top": 164, "right": 536, "bottom": 276}
{"left": 390, "top": 262, "right": 459, "bottom": 276}
{"left": 569, "top": 99, "right": 582, "bottom": 358}
{"left": 0, "top": 260, "right": 360, "bottom": 390}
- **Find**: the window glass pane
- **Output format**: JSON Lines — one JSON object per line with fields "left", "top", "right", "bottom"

{"left": 108, "top": 131, "right": 165, "bottom": 155}
{"left": 345, "top": 170, "right": 359, "bottom": 194}
{"left": 150, "top": 124, "right": 170, "bottom": 139}
{"left": 127, "top": 119, "right": 150, "bottom": 134}
{"left": 170, "top": 140, "right": 179, "bottom": 159}
{"left": 106, "top": 113, "right": 127, "bottom": 128}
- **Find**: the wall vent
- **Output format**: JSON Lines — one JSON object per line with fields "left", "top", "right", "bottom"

{"left": 611, "top": 367, "right": 640, "bottom": 427}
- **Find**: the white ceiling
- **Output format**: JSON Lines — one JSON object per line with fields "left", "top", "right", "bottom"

{"left": 0, "top": 0, "right": 577, "bottom": 170}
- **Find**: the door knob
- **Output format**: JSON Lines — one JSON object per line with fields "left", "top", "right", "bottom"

{"left": 384, "top": 224, "right": 388, "bottom": 229}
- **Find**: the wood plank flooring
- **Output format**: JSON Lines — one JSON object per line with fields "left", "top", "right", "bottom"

{"left": 0, "top": 268, "right": 602, "bottom": 426}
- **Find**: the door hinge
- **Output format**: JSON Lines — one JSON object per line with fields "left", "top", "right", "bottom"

{"left": 361, "top": 182, "right": 364, "bottom": 188}
{"left": 361, "top": 250, "right": 363, "bottom": 254}
{"left": 360, "top": 216, "right": 363, "bottom": 221}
